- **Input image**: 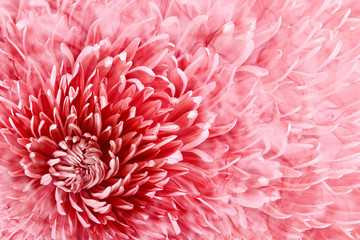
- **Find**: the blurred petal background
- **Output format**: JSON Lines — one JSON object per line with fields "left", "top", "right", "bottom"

{"left": 0, "top": 0, "right": 360, "bottom": 239}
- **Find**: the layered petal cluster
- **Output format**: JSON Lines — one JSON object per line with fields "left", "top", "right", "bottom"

{"left": 1, "top": 0, "right": 360, "bottom": 239}
{"left": 0, "top": 1, "right": 236, "bottom": 239}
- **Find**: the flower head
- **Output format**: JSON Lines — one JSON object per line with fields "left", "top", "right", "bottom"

{"left": 0, "top": 1, "right": 236, "bottom": 239}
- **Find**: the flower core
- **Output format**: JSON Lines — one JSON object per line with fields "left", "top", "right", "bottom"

{"left": 48, "top": 135, "right": 105, "bottom": 193}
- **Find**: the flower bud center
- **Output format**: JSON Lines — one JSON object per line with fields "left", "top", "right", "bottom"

{"left": 49, "top": 136, "right": 105, "bottom": 193}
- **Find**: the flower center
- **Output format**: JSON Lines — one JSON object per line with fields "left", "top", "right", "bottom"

{"left": 48, "top": 135, "right": 106, "bottom": 193}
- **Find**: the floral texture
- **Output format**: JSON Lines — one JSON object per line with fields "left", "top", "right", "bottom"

{"left": 1, "top": 0, "right": 360, "bottom": 239}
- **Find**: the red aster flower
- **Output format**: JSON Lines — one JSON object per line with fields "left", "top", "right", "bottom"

{"left": 0, "top": 1, "right": 236, "bottom": 239}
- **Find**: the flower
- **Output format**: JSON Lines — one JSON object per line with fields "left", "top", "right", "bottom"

{"left": 1, "top": 0, "right": 360, "bottom": 239}
{"left": 0, "top": 1, "right": 236, "bottom": 239}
